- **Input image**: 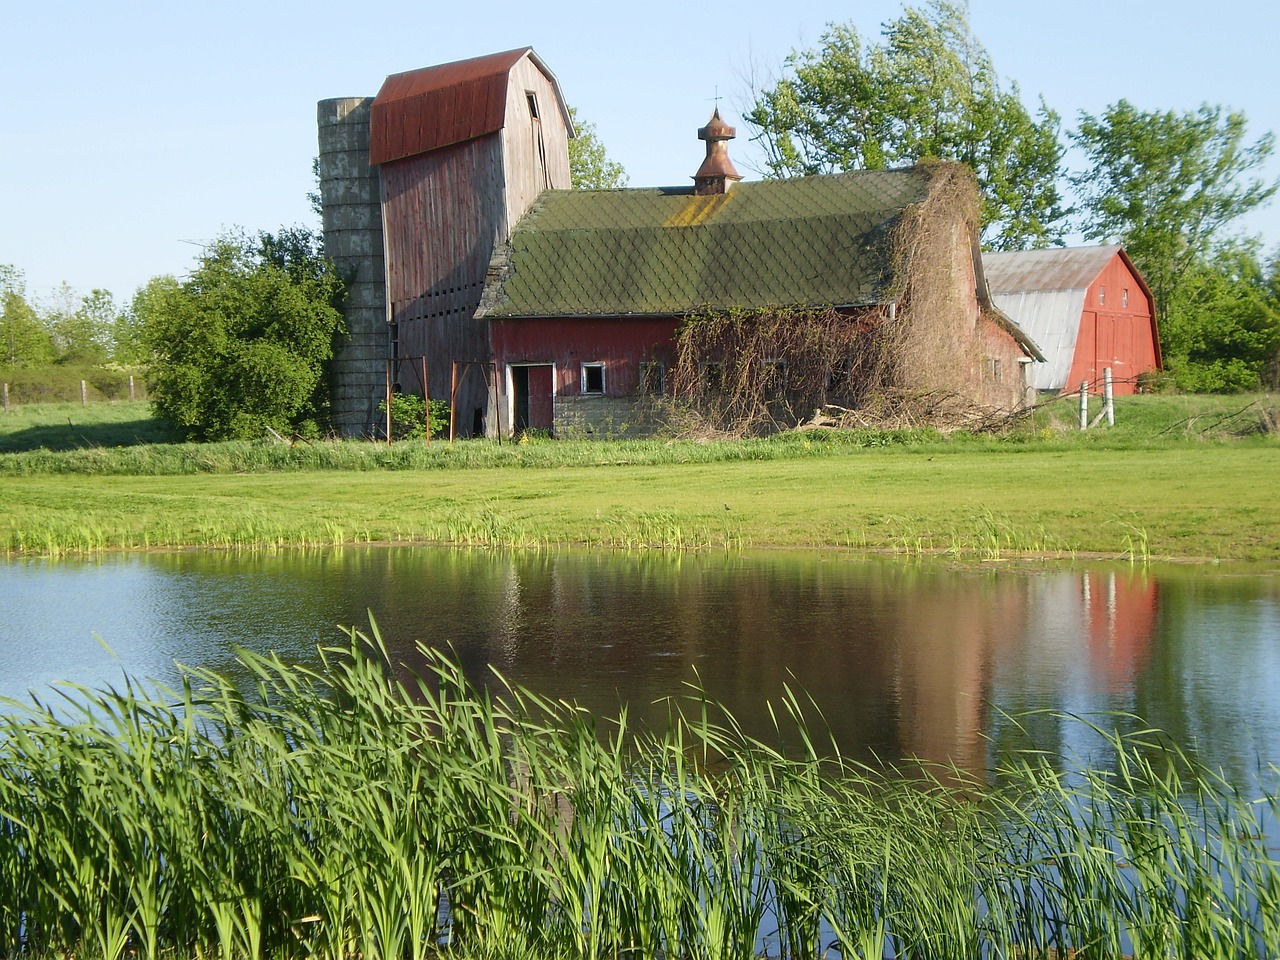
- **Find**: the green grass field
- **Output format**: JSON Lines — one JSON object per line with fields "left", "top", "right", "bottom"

{"left": 0, "top": 399, "right": 173, "bottom": 452}
{"left": 1, "top": 397, "right": 1276, "bottom": 561}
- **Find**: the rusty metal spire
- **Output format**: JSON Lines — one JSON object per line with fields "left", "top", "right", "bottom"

{"left": 693, "top": 107, "right": 742, "bottom": 196}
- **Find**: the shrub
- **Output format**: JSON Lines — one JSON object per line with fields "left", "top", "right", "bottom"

{"left": 136, "top": 228, "right": 345, "bottom": 441}
{"left": 377, "top": 392, "right": 450, "bottom": 440}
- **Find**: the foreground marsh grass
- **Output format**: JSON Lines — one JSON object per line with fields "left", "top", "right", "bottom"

{"left": 3, "top": 630, "right": 1279, "bottom": 960}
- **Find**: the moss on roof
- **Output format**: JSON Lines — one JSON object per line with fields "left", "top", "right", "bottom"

{"left": 478, "top": 169, "right": 930, "bottom": 318}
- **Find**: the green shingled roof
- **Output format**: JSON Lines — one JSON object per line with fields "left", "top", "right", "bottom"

{"left": 478, "top": 169, "right": 930, "bottom": 318}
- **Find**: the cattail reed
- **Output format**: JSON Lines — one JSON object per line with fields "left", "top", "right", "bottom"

{"left": 2, "top": 629, "right": 1277, "bottom": 959}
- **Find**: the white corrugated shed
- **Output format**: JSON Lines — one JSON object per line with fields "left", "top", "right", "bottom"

{"left": 983, "top": 245, "right": 1120, "bottom": 391}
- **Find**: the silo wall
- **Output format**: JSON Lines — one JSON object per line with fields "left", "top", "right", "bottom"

{"left": 318, "top": 97, "right": 387, "bottom": 436}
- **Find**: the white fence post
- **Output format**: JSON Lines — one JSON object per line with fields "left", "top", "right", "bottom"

{"left": 1079, "top": 380, "right": 1089, "bottom": 430}
{"left": 1104, "top": 367, "right": 1114, "bottom": 426}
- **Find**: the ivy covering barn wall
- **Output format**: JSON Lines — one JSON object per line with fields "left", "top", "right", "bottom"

{"left": 669, "top": 163, "right": 1028, "bottom": 435}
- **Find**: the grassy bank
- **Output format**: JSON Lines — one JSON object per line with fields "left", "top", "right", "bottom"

{"left": 2, "top": 633, "right": 1277, "bottom": 960}
{"left": 1, "top": 397, "right": 1277, "bottom": 561}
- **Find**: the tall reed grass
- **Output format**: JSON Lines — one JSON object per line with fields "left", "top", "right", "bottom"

{"left": 2, "top": 631, "right": 1278, "bottom": 959}
{"left": 0, "top": 430, "right": 940, "bottom": 478}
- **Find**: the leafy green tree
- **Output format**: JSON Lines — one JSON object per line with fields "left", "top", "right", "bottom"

{"left": 745, "top": 0, "right": 1066, "bottom": 249}
{"left": 1159, "top": 244, "right": 1280, "bottom": 391}
{"left": 1071, "top": 100, "right": 1278, "bottom": 317}
{"left": 1, "top": 265, "right": 55, "bottom": 367}
{"left": 137, "top": 228, "right": 346, "bottom": 440}
{"left": 111, "top": 299, "right": 149, "bottom": 366}
{"left": 568, "top": 107, "right": 628, "bottom": 190}
{"left": 48, "top": 287, "right": 118, "bottom": 365}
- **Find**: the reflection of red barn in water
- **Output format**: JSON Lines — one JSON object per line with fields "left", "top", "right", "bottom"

{"left": 1081, "top": 571, "right": 1158, "bottom": 691}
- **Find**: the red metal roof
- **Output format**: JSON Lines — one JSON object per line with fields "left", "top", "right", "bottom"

{"left": 370, "top": 47, "right": 531, "bottom": 166}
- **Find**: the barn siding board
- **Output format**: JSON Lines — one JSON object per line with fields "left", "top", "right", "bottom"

{"left": 501, "top": 57, "right": 572, "bottom": 229}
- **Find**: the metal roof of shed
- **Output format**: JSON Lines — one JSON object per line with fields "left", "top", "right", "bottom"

{"left": 982, "top": 245, "right": 1122, "bottom": 390}
{"left": 983, "top": 244, "right": 1121, "bottom": 294}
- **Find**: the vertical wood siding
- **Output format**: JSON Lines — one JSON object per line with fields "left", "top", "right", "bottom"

{"left": 501, "top": 57, "right": 572, "bottom": 229}
{"left": 374, "top": 51, "right": 573, "bottom": 435}
{"left": 380, "top": 135, "right": 506, "bottom": 431}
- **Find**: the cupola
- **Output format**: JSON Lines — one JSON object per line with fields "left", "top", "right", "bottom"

{"left": 693, "top": 107, "right": 742, "bottom": 196}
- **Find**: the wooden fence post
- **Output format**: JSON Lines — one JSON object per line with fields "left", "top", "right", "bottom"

{"left": 421, "top": 355, "right": 430, "bottom": 446}
{"left": 1078, "top": 380, "right": 1089, "bottom": 431}
{"left": 129, "top": 375, "right": 135, "bottom": 402}
{"left": 492, "top": 360, "right": 503, "bottom": 445}
{"left": 2, "top": 382, "right": 8, "bottom": 413}
{"left": 449, "top": 362, "right": 459, "bottom": 444}
{"left": 385, "top": 359, "right": 393, "bottom": 446}
{"left": 80, "top": 380, "right": 87, "bottom": 406}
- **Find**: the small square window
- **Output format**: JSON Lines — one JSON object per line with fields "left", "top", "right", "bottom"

{"left": 761, "top": 359, "right": 786, "bottom": 400}
{"left": 701, "top": 362, "right": 723, "bottom": 394}
{"left": 525, "top": 92, "right": 540, "bottom": 119}
{"left": 640, "top": 361, "right": 666, "bottom": 394}
{"left": 986, "top": 357, "right": 1003, "bottom": 383}
{"left": 581, "top": 362, "right": 605, "bottom": 394}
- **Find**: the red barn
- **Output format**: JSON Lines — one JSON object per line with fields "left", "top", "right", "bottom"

{"left": 320, "top": 49, "right": 1044, "bottom": 438}
{"left": 477, "top": 119, "right": 1043, "bottom": 437}
{"left": 369, "top": 48, "right": 574, "bottom": 435}
{"left": 983, "top": 245, "right": 1161, "bottom": 396}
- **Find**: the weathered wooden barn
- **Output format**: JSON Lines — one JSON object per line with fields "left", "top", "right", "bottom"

{"left": 317, "top": 47, "right": 573, "bottom": 436}
{"left": 477, "top": 120, "right": 1042, "bottom": 436}
{"left": 983, "top": 245, "right": 1161, "bottom": 395}
{"left": 370, "top": 48, "right": 573, "bottom": 435}
{"left": 318, "top": 48, "right": 1042, "bottom": 438}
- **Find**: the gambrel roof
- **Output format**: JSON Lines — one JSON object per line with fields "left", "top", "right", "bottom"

{"left": 370, "top": 47, "right": 572, "bottom": 165}
{"left": 983, "top": 244, "right": 1124, "bottom": 295}
{"left": 477, "top": 169, "right": 930, "bottom": 318}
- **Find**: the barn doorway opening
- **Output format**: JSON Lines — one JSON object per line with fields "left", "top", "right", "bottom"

{"left": 510, "top": 363, "right": 554, "bottom": 435}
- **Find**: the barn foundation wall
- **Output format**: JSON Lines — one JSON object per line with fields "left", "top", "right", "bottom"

{"left": 553, "top": 395, "right": 667, "bottom": 438}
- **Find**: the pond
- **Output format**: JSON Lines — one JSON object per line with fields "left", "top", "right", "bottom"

{"left": 3, "top": 547, "right": 1279, "bottom": 786}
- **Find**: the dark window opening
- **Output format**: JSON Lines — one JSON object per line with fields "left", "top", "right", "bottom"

{"left": 761, "top": 360, "right": 786, "bottom": 401}
{"left": 582, "top": 362, "right": 605, "bottom": 394}
{"left": 827, "top": 361, "right": 850, "bottom": 397}
{"left": 526, "top": 92, "right": 540, "bottom": 119}
{"left": 701, "top": 362, "right": 723, "bottom": 395}
{"left": 640, "top": 361, "right": 666, "bottom": 395}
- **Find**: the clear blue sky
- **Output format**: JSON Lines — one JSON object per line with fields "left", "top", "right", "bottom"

{"left": 3, "top": 0, "right": 1278, "bottom": 307}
